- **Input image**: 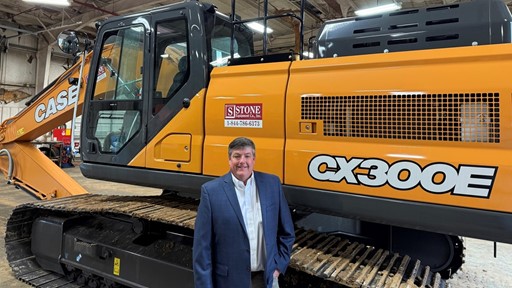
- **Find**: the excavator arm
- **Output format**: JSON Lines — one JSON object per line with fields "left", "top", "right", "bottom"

{"left": 0, "top": 53, "right": 90, "bottom": 199}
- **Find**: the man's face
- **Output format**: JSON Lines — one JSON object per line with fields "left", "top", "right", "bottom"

{"left": 229, "top": 146, "right": 255, "bottom": 183}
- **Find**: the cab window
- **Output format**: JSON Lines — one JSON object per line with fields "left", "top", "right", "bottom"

{"left": 153, "top": 19, "right": 188, "bottom": 116}
{"left": 89, "top": 25, "right": 144, "bottom": 153}
{"left": 208, "top": 15, "right": 254, "bottom": 67}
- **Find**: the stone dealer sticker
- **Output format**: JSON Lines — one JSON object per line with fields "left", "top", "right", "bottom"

{"left": 97, "top": 65, "right": 107, "bottom": 82}
{"left": 224, "top": 103, "right": 263, "bottom": 128}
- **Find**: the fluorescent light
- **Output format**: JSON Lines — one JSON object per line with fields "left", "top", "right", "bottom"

{"left": 355, "top": 3, "right": 401, "bottom": 16}
{"left": 23, "top": 0, "right": 70, "bottom": 6}
{"left": 247, "top": 22, "right": 273, "bottom": 34}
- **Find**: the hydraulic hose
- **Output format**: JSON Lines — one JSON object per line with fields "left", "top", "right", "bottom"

{"left": 0, "top": 148, "right": 14, "bottom": 184}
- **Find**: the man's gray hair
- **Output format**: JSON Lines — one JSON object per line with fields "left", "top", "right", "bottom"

{"left": 228, "top": 137, "right": 256, "bottom": 157}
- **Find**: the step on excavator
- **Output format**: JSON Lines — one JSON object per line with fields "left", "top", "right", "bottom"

{"left": 2, "top": 0, "right": 512, "bottom": 287}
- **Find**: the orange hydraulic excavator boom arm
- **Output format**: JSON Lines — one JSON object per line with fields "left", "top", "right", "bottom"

{"left": 0, "top": 51, "right": 93, "bottom": 199}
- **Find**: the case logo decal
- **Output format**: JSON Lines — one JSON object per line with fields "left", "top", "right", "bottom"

{"left": 308, "top": 155, "right": 497, "bottom": 198}
{"left": 224, "top": 103, "right": 263, "bottom": 128}
{"left": 34, "top": 85, "right": 78, "bottom": 123}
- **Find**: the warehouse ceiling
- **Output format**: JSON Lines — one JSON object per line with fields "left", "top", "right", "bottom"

{"left": 1, "top": 0, "right": 511, "bottom": 49}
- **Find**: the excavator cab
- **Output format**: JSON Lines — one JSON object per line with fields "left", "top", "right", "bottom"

{"left": 80, "top": 3, "right": 256, "bottom": 174}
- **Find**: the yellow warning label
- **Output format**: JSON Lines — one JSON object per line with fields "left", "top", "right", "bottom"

{"left": 113, "top": 257, "right": 121, "bottom": 276}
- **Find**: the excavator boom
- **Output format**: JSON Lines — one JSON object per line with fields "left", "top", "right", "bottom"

{"left": 0, "top": 43, "right": 120, "bottom": 198}
{"left": 0, "top": 53, "right": 92, "bottom": 199}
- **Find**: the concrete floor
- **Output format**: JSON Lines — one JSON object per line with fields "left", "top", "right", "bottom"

{"left": 0, "top": 165, "right": 511, "bottom": 287}
{"left": 0, "top": 177, "right": 34, "bottom": 287}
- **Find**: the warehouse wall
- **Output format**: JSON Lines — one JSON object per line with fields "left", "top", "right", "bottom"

{"left": 0, "top": 31, "right": 36, "bottom": 130}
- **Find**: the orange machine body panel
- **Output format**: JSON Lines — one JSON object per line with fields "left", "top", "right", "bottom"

{"left": 199, "top": 44, "right": 512, "bottom": 215}
{"left": 285, "top": 44, "right": 512, "bottom": 214}
{"left": 129, "top": 91, "right": 205, "bottom": 174}
{"left": 203, "top": 61, "right": 291, "bottom": 179}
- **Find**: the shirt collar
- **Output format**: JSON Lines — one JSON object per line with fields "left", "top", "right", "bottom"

{"left": 231, "top": 172, "right": 254, "bottom": 189}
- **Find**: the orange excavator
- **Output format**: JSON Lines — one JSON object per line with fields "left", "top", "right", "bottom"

{"left": 1, "top": 0, "right": 512, "bottom": 287}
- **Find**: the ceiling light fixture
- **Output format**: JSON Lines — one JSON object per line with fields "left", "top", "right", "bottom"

{"left": 23, "top": 0, "right": 71, "bottom": 6}
{"left": 355, "top": 2, "right": 402, "bottom": 16}
{"left": 246, "top": 22, "right": 273, "bottom": 34}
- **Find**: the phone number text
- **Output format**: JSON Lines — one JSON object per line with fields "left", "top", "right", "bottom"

{"left": 224, "top": 120, "right": 263, "bottom": 128}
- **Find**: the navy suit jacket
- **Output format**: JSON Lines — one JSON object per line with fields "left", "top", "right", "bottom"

{"left": 193, "top": 171, "right": 295, "bottom": 288}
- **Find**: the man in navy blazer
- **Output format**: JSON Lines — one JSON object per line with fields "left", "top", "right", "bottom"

{"left": 193, "top": 137, "right": 295, "bottom": 288}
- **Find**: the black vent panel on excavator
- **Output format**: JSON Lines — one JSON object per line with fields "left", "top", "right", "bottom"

{"left": 301, "top": 93, "right": 500, "bottom": 143}
{"left": 315, "top": 0, "right": 512, "bottom": 58}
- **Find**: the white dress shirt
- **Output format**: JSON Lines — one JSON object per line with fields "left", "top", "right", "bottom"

{"left": 232, "top": 173, "right": 266, "bottom": 271}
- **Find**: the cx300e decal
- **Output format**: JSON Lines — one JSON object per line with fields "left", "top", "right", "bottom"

{"left": 308, "top": 155, "right": 497, "bottom": 198}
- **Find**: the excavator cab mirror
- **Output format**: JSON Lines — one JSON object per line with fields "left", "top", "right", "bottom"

{"left": 58, "top": 30, "right": 93, "bottom": 55}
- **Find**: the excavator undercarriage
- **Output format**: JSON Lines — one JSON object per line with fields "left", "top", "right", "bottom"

{"left": 6, "top": 194, "right": 454, "bottom": 288}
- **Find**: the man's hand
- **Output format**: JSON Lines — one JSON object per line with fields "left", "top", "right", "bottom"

{"left": 273, "top": 269, "right": 280, "bottom": 278}
{"left": 272, "top": 269, "right": 281, "bottom": 288}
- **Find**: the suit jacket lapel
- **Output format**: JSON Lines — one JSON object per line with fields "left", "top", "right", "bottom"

{"left": 221, "top": 173, "right": 248, "bottom": 235}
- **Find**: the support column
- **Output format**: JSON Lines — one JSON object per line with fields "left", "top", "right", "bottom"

{"left": 0, "top": 47, "right": 6, "bottom": 121}
{"left": 35, "top": 44, "right": 53, "bottom": 93}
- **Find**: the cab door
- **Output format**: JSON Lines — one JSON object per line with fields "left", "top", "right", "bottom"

{"left": 81, "top": 15, "right": 150, "bottom": 165}
{"left": 141, "top": 6, "right": 209, "bottom": 173}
